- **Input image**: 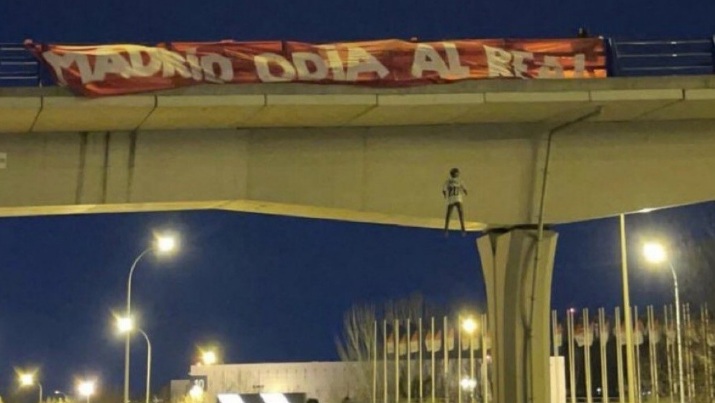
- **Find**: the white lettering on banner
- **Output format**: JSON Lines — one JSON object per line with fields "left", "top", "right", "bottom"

{"left": 538, "top": 56, "right": 564, "bottom": 78}
{"left": 90, "top": 53, "right": 132, "bottom": 82}
{"left": 43, "top": 46, "right": 235, "bottom": 84}
{"left": 42, "top": 52, "right": 89, "bottom": 85}
{"left": 319, "top": 46, "right": 347, "bottom": 81}
{"left": 511, "top": 51, "right": 533, "bottom": 78}
{"left": 127, "top": 50, "right": 162, "bottom": 77}
{"left": 484, "top": 45, "right": 514, "bottom": 77}
{"left": 411, "top": 42, "right": 468, "bottom": 79}
{"left": 185, "top": 49, "right": 203, "bottom": 81}
{"left": 292, "top": 52, "right": 328, "bottom": 80}
{"left": 345, "top": 47, "right": 389, "bottom": 81}
{"left": 573, "top": 54, "right": 586, "bottom": 78}
{"left": 254, "top": 53, "right": 296, "bottom": 82}
{"left": 200, "top": 54, "right": 234, "bottom": 83}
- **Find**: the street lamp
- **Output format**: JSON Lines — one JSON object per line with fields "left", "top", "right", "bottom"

{"left": 117, "top": 317, "right": 153, "bottom": 403}
{"left": 19, "top": 372, "right": 43, "bottom": 403}
{"left": 201, "top": 350, "right": 218, "bottom": 366}
{"left": 124, "top": 233, "right": 178, "bottom": 403}
{"left": 77, "top": 380, "right": 96, "bottom": 403}
{"left": 643, "top": 241, "right": 685, "bottom": 403}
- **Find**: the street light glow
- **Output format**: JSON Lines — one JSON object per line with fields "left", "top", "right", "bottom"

{"left": 460, "top": 377, "right": 477, "bottom": 390}
{"left": 155, "top": 235, "right": 177, "bottom": 254}
{"left": 461, "top": 318, "right": 477, "bottom": 334}
{"left": 19, "top": 373, "right": 35, "bottom": 387}
{"left": 202, "top": 350, "right": 217, "bottom": 365}
{"left": 643, "top": 242, "right": 667, "bottom": 264}
{"left": 77, "top": 381, "right": 95, "bottom": 397}
{"left": 189, "top": 385, "right": 204, "bottom": 399}
{"left": 117, "top": 316, "right": 134, "bottom": 333}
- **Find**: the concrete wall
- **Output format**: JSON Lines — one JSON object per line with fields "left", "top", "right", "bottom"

{"left": 2, "top": 119, "right": 715, "bottom": 227}
{"left": 189, "top": 362, "right": 358, "bottom": 403}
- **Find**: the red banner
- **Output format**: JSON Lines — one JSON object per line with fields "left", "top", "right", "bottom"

{"left": 26, "top": 38, "right": 606, "bottom": 96}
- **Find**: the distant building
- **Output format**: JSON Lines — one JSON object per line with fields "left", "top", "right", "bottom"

{"left": 175, "top": 362, "right": 360, "bottom": 403}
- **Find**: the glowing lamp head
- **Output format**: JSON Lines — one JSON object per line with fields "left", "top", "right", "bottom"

{"left": 19, "top": 373, "right": 34, "bottom": 387}
{"left": 202, "top": 350, "right": 217, "bottom": 365}
{"left": 77, "top": 381, "right": 95, "bottom": 397}
{"left": 117, "top": 317, "right": 134, "bottom": 334}
{"left": 643, "top": 242, "right": 667, "bottom": 264}
{"left": 155, "top": 235, "right": 177, "bottom": 254}
{"left": 461, "top": 318, "right": 477, "bottom": 334}
{"left": 189, "top": 385, "right": 204, "bottom": 399}
{"left": 460, "top": 377, "right": 477, "bottom": 390}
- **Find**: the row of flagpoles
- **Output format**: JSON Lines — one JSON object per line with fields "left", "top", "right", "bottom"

{"left": 367, "top": 304, "right": 715, "bottom": 403}
{"left": 553, "top": 304, "right": 714, "bottom": 403}
{"left": 370, "top": 314, "right": 492, "bottom": 403}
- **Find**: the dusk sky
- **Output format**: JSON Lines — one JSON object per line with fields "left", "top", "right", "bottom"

{"left": 1, "top": 202, "right": 713, "bottom": 396}
{"left": 2, "top": 0, "right": 715, "bottom": 400}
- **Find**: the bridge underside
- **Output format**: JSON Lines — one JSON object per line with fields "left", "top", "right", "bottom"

{"left": 3, "top": 76, "right": 715, "bottom": 403}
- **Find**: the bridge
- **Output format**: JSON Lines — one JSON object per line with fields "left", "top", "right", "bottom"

{"left": 2, "top": 38, "right": 715, "bottom": 403}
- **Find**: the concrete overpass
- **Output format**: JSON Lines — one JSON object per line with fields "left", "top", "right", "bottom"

{"left": 3, "top": 75, "right": 715, "bottom": 403}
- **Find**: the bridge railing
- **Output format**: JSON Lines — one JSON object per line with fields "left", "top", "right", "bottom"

{"left": 2, "top": 37, "right": 715, "bottom": 88}
{"left": 608, "top": 37, "right": 715, "bottom": 76}
{"left": 0, "top": 43, "right": 42, "bottom": 87}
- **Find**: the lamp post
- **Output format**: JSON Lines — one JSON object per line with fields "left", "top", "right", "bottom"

{"left": 19, "top": 372, "right": 43, "bottom": 403}
{"left": 77, "top": 380, "right": 96, "bottom": 403}
{"left": 118, "top": 316, "right": 153, "bottom": 403}
{"left": 124, "top": 234, "right": 177, "bottom": 403}
{"left": 619, "top": 214, "right": 637, "bottom": 403}
{"left": 643, "top": 242, "right": 685, "bottom": 403}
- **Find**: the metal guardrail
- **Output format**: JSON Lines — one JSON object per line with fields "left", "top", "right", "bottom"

{"left": 608, "top": 37, "right": 715, "bottom": 76}
{"left": 2, "top": 38, "right": 715, "bottom": 87}
{"left": 0, "top": 43, "right": 41, "bottom": 87}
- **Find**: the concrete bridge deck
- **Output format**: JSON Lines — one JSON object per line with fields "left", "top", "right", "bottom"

{"left": 3, "top": 75, "right": 715, "bottom": 133}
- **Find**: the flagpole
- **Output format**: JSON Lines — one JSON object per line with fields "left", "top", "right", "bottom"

{"left": 444, "top": 316, "right": 449, "bottom": 403}
{"left": 408, "top": 318, "right": 412, "bottom": 403}
{"left": 383, "top": 320, "right": 388, "bottom": 403}
{"left": 458, "top": 315, "right": 462, "bottom": 403}
{"left": 395, "top": 319, "right": 400, "bottom": 403}
{"left": 431, "top": 317, "right": 436, "bottom": 403}
{"left": 419, "top": 317, "right": 423, "bottom": 403}
{"left": 373, "top": 320, "right": 378, "bottom": 403}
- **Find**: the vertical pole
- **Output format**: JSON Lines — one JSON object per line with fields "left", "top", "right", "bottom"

{"left": 599, "top": 308, "right": 609, "bottom": 403}
{"left": 395, "top": 319, "right": 400, "bottom": 403}
{"left": 704, "top": 304, "right": 713, "bottom": 400}
{"left": 458, "top": 316, "right": 463, "bottom": 403}
{"left": 470, "top": 324, "right": 475, "bottom": 403}
{"left": 374, "top": 320, "right": 378, "bottom": 403}
{"left": 444, "top": 317, "right": 449, "bottom": 403}
{"left": 568, "top": 310, "right": 577, "bottom": 403}
{"left": 384, "top": 320, "right": 388, "bottom": 403}
{"left": 552, "top": 310, "right": 559, "bottom": 357}
{"left": 481, "top": 313, "right": 489, "bottom": 403}
{"left": 664, "top": 306, "right": 674, "bottom": 403}
{"left": 620, "top": 214, "right": 637, "bottom": 403}
{"left": 408, "top": 318, "right": 412, "bottom": 403}
{"left": 419, "top": 317, "right": 423, "bottom": 403}
{"left": 647, "top": 306, "right": 658, "bottom": 403}
{"left": 431, "top": 317, "right": 436, "bottom": 403}
{"left": 672, "top": 266, "right": 685, "bottom": 403}
{"left": 685, "top": 304, "right": 694, "bottom": 402}
{"left": 633, "top": 307, "right": 642, "bottom": 403}
{"left": 585, "top": 308, "right": 593, "bottom": 403}
{"left": 616, "top": 307, "right": 625, "bottom": 403}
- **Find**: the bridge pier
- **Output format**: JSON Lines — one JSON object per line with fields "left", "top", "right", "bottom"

{"left": 477, "top": 227, "right": 558, "bottom": 403}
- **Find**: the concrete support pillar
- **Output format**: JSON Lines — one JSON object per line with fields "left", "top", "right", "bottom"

{"left": 476, "top": 227, "right": 558, "bottom": 403}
